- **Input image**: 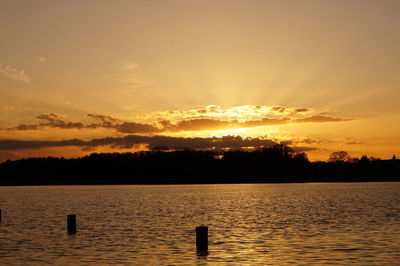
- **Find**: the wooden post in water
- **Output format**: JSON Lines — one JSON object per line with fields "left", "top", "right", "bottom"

{"left": 196, "top": 226, "right": 208, "bottom": 255}
{"left": 0, "top": 209, "right": 2, "bottom": 223}
{"left": 67, "top": 214, "right": 76, "bottom": 234}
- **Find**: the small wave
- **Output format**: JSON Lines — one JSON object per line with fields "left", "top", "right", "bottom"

{"left": 332, "top": 248, "right": 363, "bottom": 252}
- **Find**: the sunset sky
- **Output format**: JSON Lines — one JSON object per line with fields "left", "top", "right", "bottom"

{"left": 1, "top": 0, "right": 400, "bottom": 161}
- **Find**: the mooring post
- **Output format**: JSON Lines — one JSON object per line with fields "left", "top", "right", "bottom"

{"left": 196, "top": 226, "right": 208, "bottom": 255}
{"left": 67, "top": 214, "right": 76, "bottom": 234}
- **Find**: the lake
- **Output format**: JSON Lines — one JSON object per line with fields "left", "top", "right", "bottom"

{"left": 0, "top": 183, "right": 399, "bottom": 265}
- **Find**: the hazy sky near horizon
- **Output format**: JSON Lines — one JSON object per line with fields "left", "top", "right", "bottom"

{"left": 1, "top": 0, "right": 400, "bottom": 161}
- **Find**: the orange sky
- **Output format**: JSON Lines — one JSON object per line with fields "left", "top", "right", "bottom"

{"left": 1, "top": 0, "right": 400, "bottom": 162}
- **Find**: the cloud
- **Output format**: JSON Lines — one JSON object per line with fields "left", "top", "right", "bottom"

{"left": 7, "top": 113, "right": 115, "bottom": 131}
{"left": 13, "top": 124, "right": 40, "bottom": 130}
{"left": 291, "top": 146, "right": 317, "bottom": 152}
{"left": 333, "top": 137, "right": 364, "bottom": 145}
{"left": 270, "top": 106, "right": 312, "bottom": 115}
{"left": 165, "top": 115, "right": 350, "bottom": 132}
{"left": 87, "top": 114, "right": 120, "bottom": 128}
{"left": 36, "top": 113, "right": 85, "bottom": 129}
{"left": 270, "top": 106, "right": 287, "bottom": 113}
{"left": 241, "top": 117, "right": 291, "bottom": 127}
{"left": 0, "top": 64, "right": 31, "bottom": 83}
{"left": 157, "top": 117, "right": 292, "bottom": 132}
{"left": 0, "top": 135, "right": 278, "bottom": 151}
{"left": 117, "top": 122, "right": 160, "bottom": 133}
{"left": 171, "top": 119, "right": 232, "bottom": 131}
{"left": 6, "top": 113, "right": 85, "bottom": 131}
{"left": 81, "top": 146, "right": 95, "bottom": 151}
{"left": 122, "top": 135, "right": 278, "bottom": 150}
{"left": 5, "top": 113, "right": 159, "bottom": 133}
{"left": 295, "top": 115, "right": 352, "bottom": 123}
{"left": 6, "top": 110, "right": 354, "bottom": 134}
{"left": 290, "top": 137, "right": 322, "bottom": 145}
{"left": 292, "top": 107, "right": 312, "bottom": 114}
{"left": 117, "top": 62, "right": 151, "bottom": 90}
{"left": 122, "top": 62, "right": 140, "bottom": 70}
{"left": 170, "top": 118, "right": 290, "bottom": 131}
{"left": 120, "top": 74, "right": 149, "bottom": 89}
{"left": 346, "top": 141, "right": 363, "bottom": 145}
{"left": 0, "top": 138, "right": 86, "bottom": 150}
{"left": 2, "top": 106, "right": 15, "bottom": 111}
{"left": 4, "top": 105, "right": 355, "bottom": 135}
{"left": 139, "top": 105, "right": 315, "bottom": 123}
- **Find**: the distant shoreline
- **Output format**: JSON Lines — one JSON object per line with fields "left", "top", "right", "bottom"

{"left": 1, "top": 148, "right": 399, "bottom": 186}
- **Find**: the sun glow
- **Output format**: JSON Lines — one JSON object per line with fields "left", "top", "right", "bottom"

{"left": 163, "top": 124, "right": 285, "bottom": 140}
{"left": 127, "top": 104, "right": 313, "bottom": 124}
{"left": 162, "top": 127, "right": 252, "bottom": 138}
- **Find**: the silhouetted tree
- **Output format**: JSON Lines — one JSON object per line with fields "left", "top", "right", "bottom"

{"left": 328, "top": 151, "right": 351, "bottom": 163}
{"left": 360, "top": 155, "right": 370, "bottom": 162}
{"left": 369, "top": 156, "right": 380, "bottom": 161}
{"left": 293, "top": 152, "right": 308, "bottom": 162}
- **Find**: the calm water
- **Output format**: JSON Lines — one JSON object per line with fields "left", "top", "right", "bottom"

{"left": 0, "top": 183, "right": 399, "bottom": 265}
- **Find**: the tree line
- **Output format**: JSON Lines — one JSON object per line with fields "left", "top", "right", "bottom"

{"left": 0, "top": 145, "right": 399, "bottom": 185}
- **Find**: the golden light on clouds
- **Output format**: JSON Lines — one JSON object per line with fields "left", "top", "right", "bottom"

{"left": 136, "top": 105, "right": 313, "bottom": 123}
{"left": 1, "top": 104, "right": 352, "bottom": 134}
{"left": 0, "top": 103, "right": 362, "bottom": 161}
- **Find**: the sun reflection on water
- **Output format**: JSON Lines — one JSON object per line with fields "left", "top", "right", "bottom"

{"left": 0, "top": 183, "right": 399, "bottom": 264}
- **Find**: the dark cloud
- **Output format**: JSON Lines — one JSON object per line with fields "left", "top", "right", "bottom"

{"left": 0, "top": 135, "right": 278, "bottom": 151}
{"left": 87, "top": 114, "right": 119, "bottom": 123}
{"left": 165, "top": 118, "right": 292, "bottom": 132}
{"left": 36, "top": 113, "right": 85, "bottom": 129}
{"left": 8, "top": 113, "right": 86, "bottom": 130}
{"left": 294, "top": 115, "right": 352, "bottom": 123}
{"left": 87, "top": 114, "right": 120, "bottom": 128}
{"left": 271, "top": 106, "right": 287, "bottom": 113}
{"left": 296, "top": 138, "right": 322, "bottom": 145}
{"left": 6, "top": 113, "right": 159, "bottom": 133}
{"left": 13, "top": 124, "right": 39, "bottom": 130}
{"left": 292, "top": 107, "right": 311, "bottom": 114}
{"left": 167, "top": 115, "right": 353, "bottom": 132}
{"left": 36, "top": 113, "right": 60, "bottom": 122}
{"left": 271, "top": 106, "right": 312, "bottom": 114}
{"left": 291, "top": 146, "right": 317, "bottom": 152}
{"left": 81, "top": 146, "right": 96, "bottom": 152}
{"left": 137, "top": 135, "right": 277, "bottom": 150}
{"left": 6, "top": 112, "right": 354, "bottom": 134}
{"left": 117, "top": 122, "right": 160, "bottom": 133}
{"left": 0, "top": 138, "right": 86, "bottom": 150}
